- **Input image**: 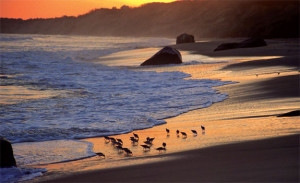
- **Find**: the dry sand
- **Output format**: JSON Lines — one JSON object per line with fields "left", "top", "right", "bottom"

{"left": 42, "top": 39, "right": 300, "bottom": 182}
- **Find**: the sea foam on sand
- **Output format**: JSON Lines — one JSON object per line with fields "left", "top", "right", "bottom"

{"left": 0, "top": 167, "right": 47, "bottom": 182}
{"left": 13, "top": 140, "right": 95, "bottom": 165}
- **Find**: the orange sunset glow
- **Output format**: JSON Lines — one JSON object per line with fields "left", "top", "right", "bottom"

{"left": 0, "top": 0, "right": 177, "bottom": 20}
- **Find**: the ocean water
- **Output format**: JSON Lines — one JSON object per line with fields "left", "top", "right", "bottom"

{"left": 0, "top": 34, "right": 232, "bottom": 181}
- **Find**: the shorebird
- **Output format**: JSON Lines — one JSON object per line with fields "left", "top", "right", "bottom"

{"left": 176, "top": 130, "right": 180, "bottom": 135}
{"left": 162, "top": 142, "right": 166, "bottom": 148}
{"left": 104, "top": 136, "right": 110, "bottom": 142}
{"left": 113, "top": 141, "right": 123, "bottom": 147}
{"left": 122, "top": 148, "right": 133, "bottom": 155}
{"left": 130, "top": 136, "right": 139, "bottom": 141}
{"left": 181, "top": 132, "right": 187, "bottom": 138}
{"left": 133, "top": 133, "right": 139, "bottom": 139}
{"left": 141, "top": 144, "right": 151, "bottom": 151}
{"left": 144, "top": 140, "right": 153, "bottom": 146}
{"left": 110, "top": 137, "right": 116, "bottom": 143}
{"left": 166, "top": 128, "right": 170, "bottom": 134}
{"left": 130, "top": 138, "right": 139, "bottom": 144}
{"left": 156, "top": 147, "right": 166, "bottom": 152}
{"left": 116, "top": 145, "right": 123, "bottom": 152}
{"left": 201, "top": 125, "right": 205, "bottom": 132}
{"left": 191, "top": 130, "right": 197, "bottom": 135}
{"left": 116, "top": 138, "right": 123, "bottom": 144}
{"left": 146, "top": 137, "right": 155, "bottom": 143}
{"left": 96, "top": 152, "right": 105, "bottom": 158}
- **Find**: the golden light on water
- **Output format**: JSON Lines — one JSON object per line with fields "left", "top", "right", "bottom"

{"left": 0, "top": 85, "right": 59, "bottom": 104}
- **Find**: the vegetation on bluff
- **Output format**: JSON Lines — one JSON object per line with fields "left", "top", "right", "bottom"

{"left": 1, "top": 0, "right": 299, "bottom": 38}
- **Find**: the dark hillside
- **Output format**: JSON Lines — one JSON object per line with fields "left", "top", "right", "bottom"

{"left": 1, "top": 0, "right": 299, "bottom": 38}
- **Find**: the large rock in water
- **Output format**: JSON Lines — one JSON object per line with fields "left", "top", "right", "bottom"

{"left": 214, "top": 38, "right": 267, "bottom": 51}
{"left": 0, "top": 137, "right": 17, "bottom": 167}
{"left": 140, "top": 46, "right": 182, "bottom": 66}
{"left": 176, "top": 33, "right": 195, "bottom": 44}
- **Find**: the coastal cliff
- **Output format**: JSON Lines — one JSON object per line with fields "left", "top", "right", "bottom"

{"left": 0, "top": 0, "right": 299, "bottom": 38}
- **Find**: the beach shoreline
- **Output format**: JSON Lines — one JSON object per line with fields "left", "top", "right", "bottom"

{"left": 44, "top": 134, "right": 300, "bottom": 182}
{"left": 31, "top": 38, "right": 299, "bottom": 182}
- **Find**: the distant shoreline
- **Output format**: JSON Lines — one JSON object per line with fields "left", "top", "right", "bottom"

{"left": 1, "top": 0, "right": 299, "bottom": 38}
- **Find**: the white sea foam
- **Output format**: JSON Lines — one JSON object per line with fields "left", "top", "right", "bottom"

{"left": 13, "top": 140, "right": 95, "bottom": 165}
{"left": 0, "top": 167, "right": 47, "bottom": 183}
{"left": 182, "top": 60, "right": 228, "bottom": 65}
{"left": 1, "top": 140, "right": 94, "bottom": 182}
{"left": 1, "top": 34, "right": 233, "bottom": 145}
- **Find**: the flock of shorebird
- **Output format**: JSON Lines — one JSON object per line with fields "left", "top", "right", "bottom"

{"left": 96, "top": 125, "right": 205, "bottom": 158}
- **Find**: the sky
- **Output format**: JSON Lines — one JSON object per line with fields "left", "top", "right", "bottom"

{"left": 0, "top": 0, "right": 177, "bottom": 20}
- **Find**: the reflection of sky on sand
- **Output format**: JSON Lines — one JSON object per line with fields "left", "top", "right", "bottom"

{"left": 39, "top": 110, "right": 299, "bottom": 176}
{"left": 13, "top": 140, "right": 95, "bottom": 166}
{"left": 95, "top": 48, "right": 291, "bottom": 82}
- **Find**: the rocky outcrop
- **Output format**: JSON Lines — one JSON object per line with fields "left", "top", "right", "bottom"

{"left": 141, "top": 46, "right": 182, "bottom": 66}
{"left": 213, "top": 43, "right": 240, "bottom": 51}
{"left": 0, "top": 137, "right": 17, "bottom": 167}
{"left": 239, "top": 37, "right": 267, "bottom": 48}
{"left": 176, "top": 33, "right": 195, "bottom": 44}
{"left": 214, "top": 38, "right": 267, "bottom": 51}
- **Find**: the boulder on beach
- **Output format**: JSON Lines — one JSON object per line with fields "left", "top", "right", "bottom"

{"left": 0, "top": 137, "right": 17, "bottom": 168}
{"left": 176, "top": 33, "right": 195, "bottom": 44}
{"left": 214, "top": 38, "right": 267, "bottom": 51}
{"left": 239, "top": 37, "right": 267, "bottom": 48}
{"left": 213, "top": 43, "right": 240, "bottom": 51}
{"left": 140, "top": 46, "right": 182, "bottom": 66}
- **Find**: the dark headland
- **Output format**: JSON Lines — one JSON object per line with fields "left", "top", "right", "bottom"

{"left": 1, "top": 0, "right": 299, "bottom": 38}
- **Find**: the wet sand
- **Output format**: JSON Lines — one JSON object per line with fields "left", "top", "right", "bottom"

{"left": 42, "top": 39, "right": 300, "bottom": 182}
{"left": 45, "top": 134, "right": 299, "bottom": 182}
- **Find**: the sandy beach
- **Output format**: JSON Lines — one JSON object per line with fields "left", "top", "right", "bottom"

{"left": 37, "top": 38, "right": 300, "bottom": 182}
{"left": 45, "top": 135, "right": 299, "bottom": 182}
